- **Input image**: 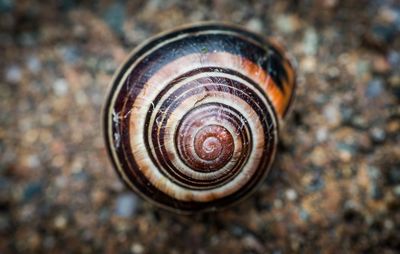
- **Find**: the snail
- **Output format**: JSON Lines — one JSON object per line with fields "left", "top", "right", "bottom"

{"left": 103, "top": 23, "right": 296, "bottom": 213}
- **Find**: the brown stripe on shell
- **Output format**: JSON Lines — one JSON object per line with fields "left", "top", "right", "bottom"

{"left": 103, "top": 23, "right": 295, "bottom": 213}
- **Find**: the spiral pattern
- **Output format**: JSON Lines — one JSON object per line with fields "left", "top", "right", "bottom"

{"left": 104, "top": 23, "right": 296, "bottom": 212}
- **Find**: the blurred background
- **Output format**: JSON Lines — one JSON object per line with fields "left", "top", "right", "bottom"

{"left": 0, "top": 0, "right": 399, "bottom": 253}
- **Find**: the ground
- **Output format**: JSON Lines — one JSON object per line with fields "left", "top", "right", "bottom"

{"left": 0, "top": 0, "right": 399, "bottom": 253}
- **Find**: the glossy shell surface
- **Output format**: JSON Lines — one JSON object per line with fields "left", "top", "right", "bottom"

{"left": 103, "top": 23, "right": 296, "bottom": 213}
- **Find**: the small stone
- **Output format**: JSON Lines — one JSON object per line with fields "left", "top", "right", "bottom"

{"left": 321, "top": 0, "right": 338, "bottom": 8}
{"left": 372, "top": 56, "right": 390, "bottom": 74}
{"left": 26, "top": 154, "right": 40, "bottom": 168}
{"left": 43, "top": 236, "right": 55, "bottom": 249}
{"left": 388, "top": 74, "right": 400, "bottom": 100}
{"left": 53, "top": 79, "right": 69, "bottom": 96}
{"left": 0, "top": 0, "right": 14, "bottom": 13}
{"left": 242, "top": 234, "right": 265, "bottom": 253}
{"left": 285, "top": 189, "right": 297, "bottom": 201}
{"left": 310, "top": 147, "right": 328, "bottom": 166}
{"left": 371, "top": 24, "right": 397, "bottom": 44}
{"left": 387, "top": 167, "right": 400, "bottom": 185}
{"left": 5, "top": 65, "right": 22, "bottom": 83}
{"left": 388, "top": 50, "right": 400, "bottom": 67}
{"left": 307, "top": 174, "right": 324, "bottom": 192}
{"left": 26, "top": 56, "right": 41, "bottom": 74}
{"left": 0, "top": 214, "right": 11, "bottom": 231}
{"left": 59, "top": 46, "right": 80, "bottom": 64}
{"left": 299, "top": 208, "right": 310, "bottom": 221}
{"left": 327, "top": 66, "right": 340, "bottom": 79}
{"left": 103, "top": 2, "right": 125, "bottom": 36}
{"left": 370, "top": 183, "right": 383, "bottom": 200}
{"left": 231, "top": 225, "right": 245, "bottom": 236}
{"left": 365, "top": 78, "right": 384, "bottom": 98}
{"left": 356, "top": 59, "right": 370, "bottom": 77}
{"left": 273, "top": 199, "right": 283, "bottom": 209}
{"left": 393, "top": 185, "right": 400, "bottom": 197}
{"left": 0, "top": 177, "right": 11, "bottom": 204}
{"left": 323, "top": 103, "right": 341, "bottom": 127}
{"left": 115, "top": 193, "right": 138, "bottom": 217}
{"left": 275, "top": 15, "right": 301, "bottom": 34}
{"left": 99, "top": 208, "right": 110, "bottom": 222}
{"left": 316, "top": 127, "right": 328, "bottom": 142}
{"left": 301, "top": 56, "right": 317, "bottom": 73}
{"left": 54, "top": 215, "right": 67, "bottom": 230}
{"left": 351, "top": 115, "right": 368, "bottom": 129}
{"left": 91, "top": 189, "right": 107, "bottom": 206}
{"left": 131, "top": 243, "right": 144, "bottom": 254}
{"left": 245, "top": 18, "right": 262, "bottom": 33}
{"left": 303, "top": 28, "right": 319, "bottom": 55}
{"left": 0, "top": 177, "right": 11, "bottom": 191}
{"left": 340, "top": 106, "right": 354, "bottom": 124}
{"left": 384, "top": 219, "right": 394, "bottom": 230}
{"left": 18, "top": 32, "right": 37, "bottom": 47}
{"left": 377, "top": 7, "right": 398, "bottom": 24}
{"left": 368, "top": 166, "right": 381, "bottom": 180}
{"left": 370, "top": 127, "right": 386, "bottom": 143}
{"left": 56, "top": 0, "right": 77, "bottom": 11}
{"left": 23, "top": 182, "right": 43, "bottom": 202}
{"left": 364, "top": 22, "right": 397, "bottom": 50}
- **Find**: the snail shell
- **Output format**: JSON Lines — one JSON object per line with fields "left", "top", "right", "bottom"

{"left": 103, "top": 23, "right": 296, "bottom": 213}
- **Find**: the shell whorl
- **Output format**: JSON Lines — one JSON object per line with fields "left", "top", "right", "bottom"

{"left": 104, "top": 24, "right": 296, "bottom": 213}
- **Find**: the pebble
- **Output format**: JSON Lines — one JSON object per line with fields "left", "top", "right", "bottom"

{"left": 0, "top": 214, "right": 10, "bottom": 231}
{"left": 59, "top": 46, "right": 80, "bottom": 65}
{"left": 0, "top": 0, "right": 14, "bottom": 13}
{"left": 299, "top": 208, "right": 310, "bottom": 221}
{"left": 373, "top": 56, "right": 391, "bottom": 74}
{"left": 18, "top": 32, "right": 38, "bottom": 47}
{"left": 323, "top": 103, "right": 341, "bottom": 127}
{"left": 43, "top": 235, "right": 55, "bottom": 249}
{"left": 393, "top": 185, "right": 400, "bottom": 197}
{"left": 340, "top": 106, "right": 354, "bottom": 124}
{"left": 5, "top": 65, "right": 22, "bottom": 83}
{"left": 316, "top": 127, "right": 328, "bottom": 142}
{"left": 285, "top": 189, "right": 297, "bottom": 201}
{"left": 307, "top": 174, "right": 324, "bottom": 192}
{"left": 242, "top": 234, "right": 265, "bottom": 253}
{"left": 365, "top": 78, "right": 384, "bottom": 99}
{"left": 301, "top": 56, "right": 317, "bottom": 73}
{"left": 245, "top": 18, "right": 262, "bottom": 33}
{"left": 388, "top": 50, "right": 400, "bottom": 67}
{"left": 53, "top": 79, "right": 69, "bottom": 96}
{"left": 370, "top": 183, "right": 383, "bottom": 200}
{"left": 103, "top": 2, "right": 125, "bottom": 36}
{"left": 26, "top": 56, "right": 41, "bottom": 74}
{"left": 273, "top": 199, "right": 283, "bottom": 209}
{"left": 388, "top": 74, "right": 400, "bottom": 99}
{"left": 99, "top": 208, "right": 110, "bottom": 222}
{"left": 369, "top": 127, "right": 386, "bottom": 143}
{"left": 115, "top": 193, "right": 139, "bottom": 217}
{"left": 26, "top": 154, "right": 40, "bottom": 168}
{"left": 23, "top": 182, "right": 43, "bottom": 202}
{"left": 368, "top": 166, "right": 381, "bottom": 179}
{"left": 371, "top": 24, "right": 397, "bottom": 44}
{"left": 384, "top": 219, "right": 394, "bottom": 230}
{"left": 387, "top": 167, "right": 400, "bottom": 185}
{"left": 303, "top": 28, "right": 319, "bottom": 55}
{"left": 275, "top": 14, "right": 301, "bottom": 34}
{"left": 231, "top": 225, "right": 245, "bottom": 237}
{"left": 0, "top": 177, "right": 11, "bottom": 191}
{"left": 336, "top": 142, "right": 357, "bottom": 162}
{"left": 131, "top": 242, "right": 144, "bottom": 254}
{"left": 54, "top": 214, "right": 67, "bottom": 230}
